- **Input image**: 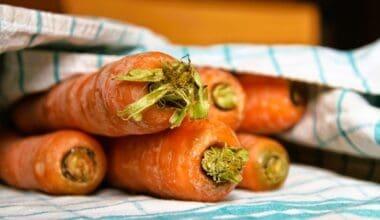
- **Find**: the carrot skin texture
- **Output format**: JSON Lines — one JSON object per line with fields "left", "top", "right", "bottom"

{"left": 237, "top": 133, "right": 289, "bottom": 191}
{"left": 0, "top": 130, "right": 106, "bottom": 195}
{"left": 12, "top": 52, "right": 176, "bottom": 137}
{"left": 107, "top": 119, "right": 241, "bottom": 202}
{"left": 237, "top": 74, "right": 306, "bottom": 134}
{"left": 198, "top": 68, "right": 245, "bottom": 130}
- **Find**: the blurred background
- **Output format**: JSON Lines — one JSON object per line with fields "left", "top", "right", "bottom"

{"left": 1, "top": 0, "right": 379, "bottom": 49}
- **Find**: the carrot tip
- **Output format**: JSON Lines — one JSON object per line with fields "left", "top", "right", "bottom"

{"left": 211, "top": 83, "right": 238, "bottom": 111}
{"left": 261, "top": 152, "right": 288, "bottom": 185}
{"left": 61, "top": 147, "right": 97, "bottom": 183}
{"left": 201, "top": 145, "right": 248, "bottom": 184}
{"left": 115, "top": 58, "right": 209, "bottom": 128}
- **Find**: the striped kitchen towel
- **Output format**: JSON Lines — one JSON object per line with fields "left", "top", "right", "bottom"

{"left": 0, "top": 4, "right": 379, "bottom": 159}
{"left": 1, "top": 164, "right": 380, "bottom": 219}
{"left": 0, "top": 4, "right": 380, "bottom": 220}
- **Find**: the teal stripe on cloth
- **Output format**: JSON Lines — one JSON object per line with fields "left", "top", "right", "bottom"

{"left": 97, "top": 53, "right": 103, "bottom": 68}
{"left": 69, "top": 17, "right": 76, "bottom": 37}
{"left": 136, "top": 31, "right": 147, "bottom": 52}
{"left": 117, "top": 27, "right": 128, "bottom": 44}
{"left": 323, "top": 123, "right": 375, "bottom": 146}
{"left": 337, "top": 90, "right": 368, "bottom": 156}
{"left": 94, "top": 21, "right": 104, "bottom": 40}
{"left": 347, "top": 51, "right": 371, "bottom": 93}
{"left": 223, "top": 44, "right": 235, "bottom": 72}
{"left": 312, "top": 101, "right": 326, "bottom": 147}
{"left": 313, "top": 99, "right": 375, "bottom": 148}
{"left": 76, "top": 198, "right": 380, "bottom": 220}
{"left": 311, "top": 47, "right": 327, "bottom": 83}
{"left": 28, "top": 11, "right": 42, "bottom": 46}
{"left": 181, "top": 46, "right": 190, "bottom": 57}
{"left": 132, "top": 201, "right": 147, "bottom": 214}
{"left": 53, "top": 52, "right": 60, "bottom": 83}
{"left": 16, "top": 51, "right": 25, "bottom": 94}
{"left": 267, "top": 46, "right": 282, "bottom": 76}
{"left": 32, "top": 194, "right": 84, "bottom": 219}
{"left": 375, "top": 121, "right": 380, "bottom": 145}
{"left": 0, "top": 198, "right": 153, "bottom": 218}
{"left": 136, "top": 31, "right": 145, "bottom": 45}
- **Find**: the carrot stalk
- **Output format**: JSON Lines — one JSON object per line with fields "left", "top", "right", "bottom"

{"left": 0, "top": 130, "right": 106, "bottom": 195}
{"left": 115, "top": 59, "right": 209, "bottom": 127}
{"left": 107, "top": 119, "right": 248, "bottom": 202}
{"left": 237, "top": 74, "right": 307, "bottom": 134}
{"left": 202, "top": 145, "right": 248, "bottom": 184}
{"left": 237, "top": 133, "right": 289, "bottom": 191}
{"left": 198, "top": 68, "right": 245, "bottom": 130}
{"left": 12, "top": 52, "right": 208, "bottom": 136}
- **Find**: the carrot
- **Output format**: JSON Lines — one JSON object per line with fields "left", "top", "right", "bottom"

{"left": 237, "top": 74, "right": 307, "bottom": 134}
{"left": 198, "top": 67, "right": 245, "bottom": 130}
{"left": 11, "top": 52, "right": 209, "bottom": 137}
{"left": 106, "top": 119, "right": 248, "bottom": 202}
{"left": 0, "top": 130, "right": 106, "bottom": 195}
{"left": 237, "top": 133, "right": 289, "bottom": 191}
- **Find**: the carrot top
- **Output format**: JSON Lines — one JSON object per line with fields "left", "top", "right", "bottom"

{"left": 114, "top": 58, "right": 209, "bottom": 128}
{"left": 202, "top": 146, "right": 248, "bottom": 184}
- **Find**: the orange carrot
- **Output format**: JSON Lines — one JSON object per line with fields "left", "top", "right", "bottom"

{"left": 198, "top": 67, "right": 245, "bottom": 130}
{"left": 0, "top": 130, "right": 106, "bottom": 195}
{"left": 237, "top": 74, "right": 307, "bottom": 134}
{"left": 237, "top": 133, "right": 289, "bottom": 191}
{"left": 107, "top": 119, "right": 248, "bottom": 202}
{"left": 12, "top": 52, "right": 208, "bottom": 137}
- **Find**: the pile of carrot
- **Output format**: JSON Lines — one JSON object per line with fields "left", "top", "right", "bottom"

{"left": 0, "top": 51, "right": 307, "bottom": 201}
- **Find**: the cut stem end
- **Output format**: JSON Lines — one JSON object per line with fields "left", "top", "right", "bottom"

{"left": 262, "top": 153, "right": 288, "bottom": 185}
{"left": 212, "top": 83, "right": 238, "bottom": 111}
{"left": 61, "top": 147, "right": 97, "bottom": 183}
{"left": 201, "top": 145, "right": 249, "bottom": 184}
{"left": 115, "top": 58, "right": 209, "bottom": 128}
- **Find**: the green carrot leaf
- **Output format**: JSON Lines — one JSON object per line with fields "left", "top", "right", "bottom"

{"left": 169, "top": 107, "right": 189, "bottom": 128}
{"left": 117, "top": 84, "right": 172, "bottom": 121}
{"left": 114, "top": 68, "right": 165, "bottom": 82}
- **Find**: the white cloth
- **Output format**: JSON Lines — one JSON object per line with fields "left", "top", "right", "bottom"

{"left": 0, "top": 4, "right": 379, "bottom": 219}
{"left": 1, "top": 164, "right": 379, "bottom": 219}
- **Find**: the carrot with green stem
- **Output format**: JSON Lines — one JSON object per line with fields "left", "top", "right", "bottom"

{"left": 237, "top": 74, "right": 307, "bottom": 134}
{"left": 198, "top": 67, "right": 245, "bottom": 130}
{"left": 0, "top": 130, "right": 106, "bottom": 195}
{"left": 237, "top": 133, "right": 289, "bottom": 191}
{"left": 12, "top": 52, "right": 209, "bottom": 137}
{"left": 107, "top": 119, "right": 248, "bottom": 202}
